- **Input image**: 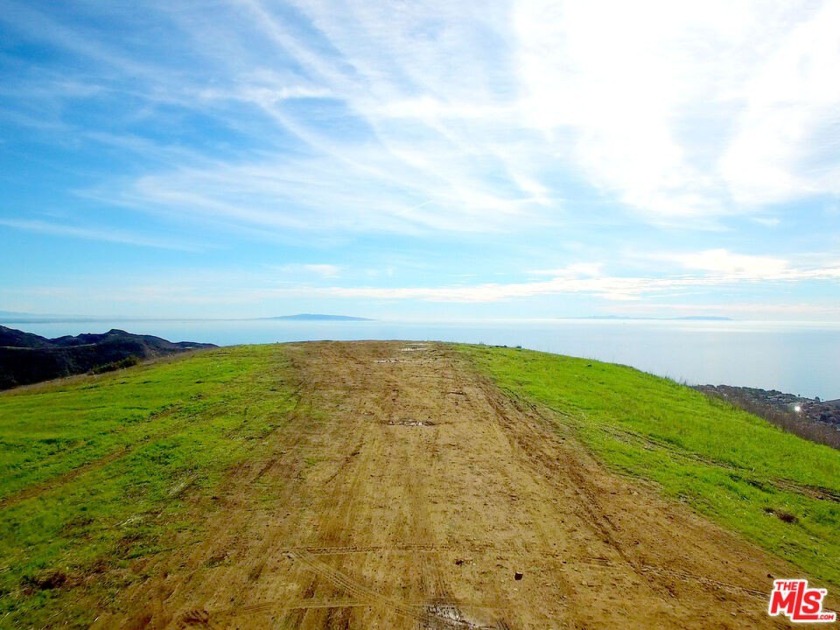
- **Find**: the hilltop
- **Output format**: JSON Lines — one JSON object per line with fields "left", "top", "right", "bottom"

{"left": 0, "top": 326, "right": 216, "bottom": 390}
{"left": 1, "top": 342, "right": 837, "bottom": 628}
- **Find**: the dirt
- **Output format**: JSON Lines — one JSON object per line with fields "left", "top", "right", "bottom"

{"left": 92, "top": 341, "right": 800, "bottom": 629}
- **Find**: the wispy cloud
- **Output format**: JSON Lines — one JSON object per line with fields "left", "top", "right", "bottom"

{"left": 5, "top": 0, "right": 838, "bottom": 235}
{"left": 514, "top": 0, "right": 840, "bottom": 222}
{"left": 259, "top": 254, "right": 840, "bottom": 303}
{"left": 648, "top": 249, "right": 790, "bottom": 279}
{"left": 644, "top": 249, "right": 840, "bottom": 282}
{"left": 719, "top": 0, "right": 840, "bottom": 206}
{"left": 0, "top": 218, "right": 202, "bottom": 252}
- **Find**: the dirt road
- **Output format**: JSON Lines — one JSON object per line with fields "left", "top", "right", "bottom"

{"left": 95, "top": 342, "right": 793, "bottom": 628}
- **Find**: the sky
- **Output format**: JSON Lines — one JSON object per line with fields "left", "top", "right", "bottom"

{"left": 1, "top": 0, "right": 839, "bottom": 322}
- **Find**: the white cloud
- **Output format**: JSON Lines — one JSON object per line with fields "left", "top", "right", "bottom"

{"left": 514, "top": 0, "right": 722, "bottom": 220}
{"left": 640, "top": 248, "right": 840, "bottom": 282}
{"left": 653, "top": 249, "right": 790, "bottom": 279}
{"left": 199, "top": 81, "right": 333, "bottom": 109}
{"left": 751, "top": 217, "right": 782, "bottom": 228}
{"left": 514, "top": 0, "right": 840, "bottom": 221}
{"left": 720, "top": 0, "right": 840, "bottom": 205}
{"left": 279, "top": 252, "right": 839, "bottom": 303}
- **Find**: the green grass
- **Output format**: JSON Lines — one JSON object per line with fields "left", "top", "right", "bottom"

{"left": 460, "top": 345, "right": 840, "bottom": 588}
{"left": 0, "top": 345, "right": 298, "bottom": 628}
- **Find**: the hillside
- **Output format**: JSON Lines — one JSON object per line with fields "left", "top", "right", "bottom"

{"left": 1, "top": 342, "right": 838, "bottom": 628}
{"left": 0, "top": 326, "right": 216, "bottom": 390}
{"left": 693, "top": 384, "right": 840, "bottom": 449}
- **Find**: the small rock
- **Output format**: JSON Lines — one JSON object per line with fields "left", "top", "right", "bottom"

{"left": 514, "top": 572, "right": 523, "bottom": 581}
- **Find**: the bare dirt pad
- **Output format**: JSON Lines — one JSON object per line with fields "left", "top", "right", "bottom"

{"left": 94, "top": 342, "right": 796, "bottom": 629}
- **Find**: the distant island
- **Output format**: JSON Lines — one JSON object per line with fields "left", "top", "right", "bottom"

{"left": 263, "top": 314, "right": 373, "bottom": 322}
{"left": 0, "top": 326, "right": 215, "bottom": 390}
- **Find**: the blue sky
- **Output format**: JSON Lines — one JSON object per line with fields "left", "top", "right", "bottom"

{"left": 1, "top": 0, "right": 838, "bottom": 321}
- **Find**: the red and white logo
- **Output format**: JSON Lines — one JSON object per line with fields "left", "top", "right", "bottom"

{"left": 768, "top": 579, "right": 836, "bottom": 623}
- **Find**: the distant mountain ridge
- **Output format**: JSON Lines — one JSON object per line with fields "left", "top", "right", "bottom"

{"left": 0, "top": 326, "right": 215, "bottom": 390}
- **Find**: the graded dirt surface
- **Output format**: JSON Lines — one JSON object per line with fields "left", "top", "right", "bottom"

{"left": 94, "top": 342, "right": 795, "bottom": 629}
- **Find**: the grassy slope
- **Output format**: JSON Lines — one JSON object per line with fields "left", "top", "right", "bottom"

{"left": 0, "top": 345, "right": 298, "bottom": 627}
{"left": 460, "top": 345, "right": 840, "bottom": 589}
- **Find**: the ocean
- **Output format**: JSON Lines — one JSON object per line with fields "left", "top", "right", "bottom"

{"left": 5, "top": 318, "right": 839, "bottom": 400}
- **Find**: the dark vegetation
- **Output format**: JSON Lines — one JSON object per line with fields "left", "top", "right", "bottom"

{"left": 0, "top": 326, "right": 216, "bottom": 390}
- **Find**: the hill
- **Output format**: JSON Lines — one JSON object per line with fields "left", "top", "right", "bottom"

{"left": 0, "top": 326, "right": 216, "bottom": 390}
{"left": 0, "top": 342, "right": 838, "bottom": 628}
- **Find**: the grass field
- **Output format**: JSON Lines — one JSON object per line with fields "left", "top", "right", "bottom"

{"left": 460, "top": 345, "right": 840, "bottom": 589}
{"left": 0, "top": 345, "right": 298, "bottom": 627}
